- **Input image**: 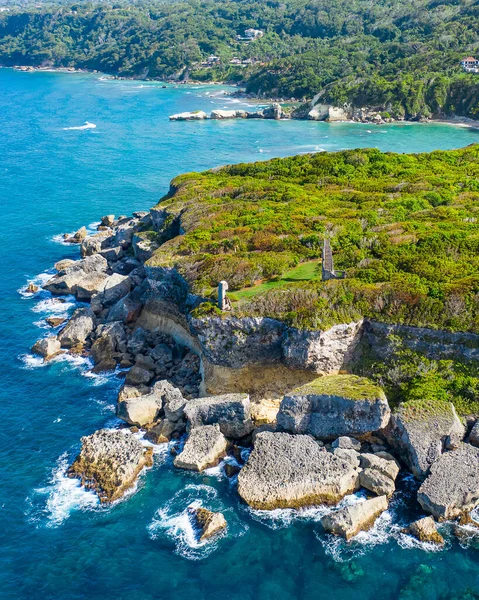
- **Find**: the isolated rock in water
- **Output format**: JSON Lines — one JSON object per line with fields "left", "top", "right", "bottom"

{"left": 359, "top": 468, "right": 395, "bottom": 498}
{"left": 116, "top": 381, "right": 166, "bottom": 426}
{"left": 321, "top": 495, "right": 388, "bottom": 540}
{"left": 405, "top": 516, "right": 444, "bottom": 545}
{"left": 32, "top": 336, "right": 61, "bottom": 360}
{"left": 332, "top": 436, "right": 361, "bottom": 451}
{"left": 417, "top": 443, "right": 479, "bottom": 520}
{"left": 189, "top": 507, "right": 227, "bottom": 541}
{"left": 58, "top": 307, "right": 96, "bottom": 349}
{"left": 26, "top": 282, "right": 39, "bottom": 293}
{"left": 469, "top": 421, "right": 479, "bottom": 448}
{"left": 359, "top": 453, "right": 400, "bottom": 481}
{"left": 184, "top": 393, "right": 253, "bottom": 439}
{"left": 278, "top": 375, "right": 390, "bottom": 440}
{"left": 67, "top": 429, "right": 153, "bottom": 503}
{"left": 385, "top": 399, "right": 465, "bottom": 480}
{"left": 237, "top": 431, "right": 359, "bottom": 509}
{"left": 169, "top": 110, "right": 208, "bottom": 121}
{"left": 174, "top": 425, "right": 228, "bottom": 471}
{"left": 46, "top": 316, "right": 66, "bottom": 328}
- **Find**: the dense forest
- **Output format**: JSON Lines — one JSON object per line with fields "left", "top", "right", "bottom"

{"left": 0, "top": 0, "right": 478, "bottom": 117}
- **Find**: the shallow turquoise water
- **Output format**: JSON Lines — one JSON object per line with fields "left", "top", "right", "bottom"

{"left": 1, "top": 68, "right": 479, "bottom": 600}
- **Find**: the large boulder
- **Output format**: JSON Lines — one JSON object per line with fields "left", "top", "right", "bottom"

{"left": 359, "top": 468, "right": 395, "bottom": 498}
{"left": 385, "top": 399, "right": 465, "bottom": 480}
{"left": 189, "top": 507, "right": 227, "bottom": 541}
{"left": 417, "top": 443, "right": 479, "bottom": 520}
{"left": 90, "top": 321, "right": 127, "bottom": 370}
{"left": 43, "top": 254, "right": 108, "bottom": 297}
{"left": 67, "top": 429, "right": 153, "bottom": 503}
{"left": 116, "top": 380, "right": 177, "bottom": 426}
{"left": 277, "top": 375, "right": 390, "bottom": 440}
{"left": 237, "top": 431, "right": 360, "bottom": 509}
{"left": 174, "top": 425, "right": 227, "bottom": 471}
{"left": 321, "top": 495, "right": 388, "bottom": 540}
{"left": 91, "top": 273, "right": 132, "bottom": 310}
{"left": 404, "top": 516, "right": 444, "bottom": 545}
{"left": 80, "top": 231, "right": 112, "bottom": 258}
{"left": 184, "top": 393, "right": 253, "bottom": 439}
{"left": 58, "top": 308, "right": 96, "bottom": 348}
{"left": 359, "top": 452, "right": 400, "bottom": 481}
{"left": 31, "top": 336, "right": 61, "bottom": 360}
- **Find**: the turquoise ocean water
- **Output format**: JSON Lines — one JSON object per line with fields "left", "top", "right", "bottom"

{"left": 1, "top": 68, "right": 479, "bottom": 600}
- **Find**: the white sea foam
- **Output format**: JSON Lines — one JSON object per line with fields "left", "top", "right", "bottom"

{"left": 148, "top": 484, "right": 224, "bottom": 560}
{"left": 31, "top": 295, "right": 76, "bottom": 314}
{"left": 32, "top": 453, "right": 99, "bottom": 527}
{"left": 63, "top": 121, "right": 96, "bottom": 131}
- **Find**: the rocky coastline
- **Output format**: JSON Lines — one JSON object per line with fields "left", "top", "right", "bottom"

{"left": 27, "top": 204, "right": 479, "bottom": 546}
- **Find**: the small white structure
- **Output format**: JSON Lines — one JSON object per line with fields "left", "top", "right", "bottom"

{"left": 218, "top": 280, "right": 232, "bottom": 311}
{"left": 461, "top": 57, "right": 479, "bottom": 72}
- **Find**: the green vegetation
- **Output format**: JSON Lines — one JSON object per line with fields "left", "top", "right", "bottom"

{"left": 294, "top": 374, "right": 385, "bottom": 401}
{"left": 0, "top": 0, "right": 478, "bottom": 118}
{"left": 147, "top": 145, "right": 479, "bottom": 333}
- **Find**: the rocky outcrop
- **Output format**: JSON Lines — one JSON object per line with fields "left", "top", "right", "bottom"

{"left": 32, "top": 336, "right": 61, "bottom": 360}
{"left": 282, "top": 321, "right": 363, "bottom": 373}
{"left": 417, "top": 443, "right": 479, "bottom": 520}
{"left": 385, "top": 400, "right": 465, "bottom": 480}
{"left": 277, "top": 375, "right": 390, "bottom": 440}
{"left": 116, "top": 381, "right": 169, "bottom": 426}
{"left": 359, "top": 468, "right": 395, "bottom": 497}
{"left": 184, "top": 393, "right": 253, "bottom": 439}
{"left": 189, "top": 507, "right": 227, "bottom": 541}
{"left": 320, "top": 495, "right": 388, "bottom": 540}
{"left": 237, "top": 431, "right": 359, "bottom": 509}
{"left": 43, "top": 254, "right": 108, "bottom": 297}
{"left": 174, "top": 425, "right": 227, "bottom": 471}
{"left": 58, "top": 307, "right": 96, "bottom": 349}
{"left": 169, "top": 110, "right": 208, "bottom": 121}
{"left": 468, "top": 421, "right": 479, "bottom": 447}
{"left": 404, "top": 516, "right": 444, "bottom": 545}
{"left": 359, "top": 452, "right": 400, "bottom": 481}
{"left": 67, "top": 429, "right": 153, "bottom": 503}
{"left": 211, "top": 109, "right": 248, "bottom": 119}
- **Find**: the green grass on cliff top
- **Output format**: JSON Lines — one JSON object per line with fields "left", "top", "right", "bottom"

{"left": 147, "top": 145, "right": 479, "bottom": 333}
{"left": 292, "top": 374, "right": 385, "bottom": 401}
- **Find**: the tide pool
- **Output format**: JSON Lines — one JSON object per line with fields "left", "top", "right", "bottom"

{"left": 1, "top": 68, "right": 479, "bottom": 600}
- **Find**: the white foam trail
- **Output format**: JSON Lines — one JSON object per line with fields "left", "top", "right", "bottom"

{"left": 63, "top": 121, "right": 96, "bottom": 131}
{"left": 33, "top": 453, "right": 99, "bottom": 527}
{"left": 31, "top": 296, "right": 75, "bottom": 314}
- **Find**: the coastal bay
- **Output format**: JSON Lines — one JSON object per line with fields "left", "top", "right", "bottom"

{"left": 2, "top": 68, "right": 479, "bottom": 600}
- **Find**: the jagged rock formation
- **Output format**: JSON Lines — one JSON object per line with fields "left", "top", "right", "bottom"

{"left": 67, "top": 429, "right": 153, "bottom": 503}
{"left": 188, "top": 507, "right": 227, "bottom": 541}
{"left": 320, "top": 495, "right": 389, "bottom": 539}
{"left": 174, "top": 425, "right": 228, "bottom": 471}
{"left": 404, "top": 517, "right": 444, "bottom": 545}
{"left": 237, "top": 431, "right": 360, "bottom": 509}
{"left": 31, "top": 336, "right": 61, "bottom": 360}
{"left": 385, "top": 400, "right": 465, "bottom": 480}
{"left": 277, "top": 375, "right": 390, "bottom": 440}
{"left": 417, "top": 443, "right": 479, "bottom": 520}
{"left": 184, "top": 393, "right": 253, "bottom": 438}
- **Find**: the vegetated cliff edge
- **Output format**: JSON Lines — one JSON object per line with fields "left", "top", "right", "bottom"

{"left": 39, "top": 146, "right": 479, "bottom": 411}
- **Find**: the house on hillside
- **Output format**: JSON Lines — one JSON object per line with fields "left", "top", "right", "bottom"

{"left": 461, "top": 57, "right": 479, "bottom": 72}
{"left": 237, "top": 29, "right": 264, "bottom": 41}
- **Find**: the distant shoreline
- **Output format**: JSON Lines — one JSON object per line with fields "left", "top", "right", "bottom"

{"left": 5, "top": 65, "right": 479, "bottom": 128}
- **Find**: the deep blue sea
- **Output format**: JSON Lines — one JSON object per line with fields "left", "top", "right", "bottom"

{"left": 1, "top": 68, "right": 479, "bottom": 600}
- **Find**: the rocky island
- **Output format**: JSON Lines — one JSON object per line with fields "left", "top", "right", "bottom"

{"left": 30, "top": 145, "right": 479, "bottom": 543}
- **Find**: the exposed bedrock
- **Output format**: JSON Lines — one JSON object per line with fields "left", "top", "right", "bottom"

{"left": 67, "top": 429, "right": 153, "bottom": 503}
{"left": 174, "top": 424, "right": 228, "bottom": 471}
{"left": 58, "top": 307, "right": 96, "bottom": 349}
{"left": 277, "top": 375, "right": 390, "bottom": 440}
{"left": 184, "top": 393, "right": 253, "bottom": 439}
{"left": 385, "top": 400, "right": 465, "bottom": 480}
{"left": 417, "top": 443, "right": 479, "bottom": 520}
{"left": 237, "top": 431, "right": 360, "bottom": 509}
{"left": 321, "top": 495, "right": 388, "bottom": 540}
